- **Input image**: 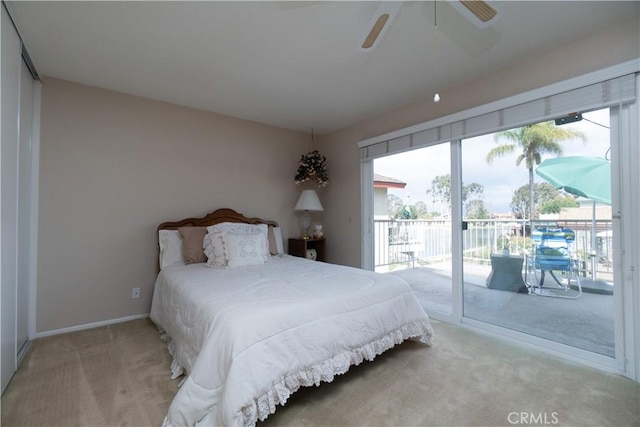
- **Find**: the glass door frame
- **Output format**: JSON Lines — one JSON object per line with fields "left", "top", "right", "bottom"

{"left": 452, "top": 108, "right": 625, "bottom": 374}
{"left": 364, "top": 141, "right": 459, "bottom": 322}
{"left": 362, "top": 129, "right": 627, "bottom": 374}
{"left": 359, "top": 65, "right": 639, "bottom": 381}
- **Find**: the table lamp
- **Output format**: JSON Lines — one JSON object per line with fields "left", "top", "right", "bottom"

{"left": 294, "top": 189, "right": 323, "bottom": 239}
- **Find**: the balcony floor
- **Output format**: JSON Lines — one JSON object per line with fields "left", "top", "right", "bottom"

{"left": 385, "top": 262, "right": 615, "bottom": 357}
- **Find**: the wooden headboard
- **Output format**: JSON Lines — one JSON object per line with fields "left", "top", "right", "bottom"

{"left": 158, "top": 208, "right": 278, "bottom": 231}
{"left": 157, "top": 208, "right": 279, "bottom": 270}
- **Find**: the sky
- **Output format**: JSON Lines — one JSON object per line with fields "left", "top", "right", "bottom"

{"left": 374, "top": 108, "right": 611, "bottom": 214}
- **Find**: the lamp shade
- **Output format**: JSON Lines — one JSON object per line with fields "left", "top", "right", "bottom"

{"left": 294, "top": 190, "right": 324, "bottom": 212}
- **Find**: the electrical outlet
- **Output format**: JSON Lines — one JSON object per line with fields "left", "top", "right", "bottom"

{"left": 132, "top": 287, "right": 140, "bottom": 299}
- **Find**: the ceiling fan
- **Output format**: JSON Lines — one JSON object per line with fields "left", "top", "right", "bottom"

{"left": 359, "top": 0, "right": 500, "bottom": 50}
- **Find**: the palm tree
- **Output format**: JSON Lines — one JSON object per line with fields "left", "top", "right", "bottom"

{"left": 486, "top": 121, "right": 585, "bottom": 224}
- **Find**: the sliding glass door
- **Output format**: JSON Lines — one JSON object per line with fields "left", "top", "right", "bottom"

{"left": 460, "top": 109, "right": 616, "bottom": 357}
{"left": 361, "top": 66, "right": 638, "bottom": 379}
{"left": 373, "top": 144, "right": 453, "bottom": 316}
{"left": 367, "top": 109, "right": 619, "bottom": 357}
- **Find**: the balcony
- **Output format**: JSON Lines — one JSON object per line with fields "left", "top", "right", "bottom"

{"left": 374, "top": 218, "right": 615, "bottom": 357}
{"left": 375, "top": 218, "right": 612, "bottom": 274}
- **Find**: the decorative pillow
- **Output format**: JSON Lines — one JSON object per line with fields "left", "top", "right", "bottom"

{"left": 158, "top": 230, "right": 186, "bottom": 269}
{"left": 178, "top": 226, "right": 207, "bottom": 264}
{"left": 268, "top": 226, "right": 284, "bottom": 255}
{"left": 223, "top": 230, "right": 269, "bottom": 268}
{"left": 204, "top": 222, "right": 269, "bottom": 268}
{"left": 203, "top": 232, "right": 227, "bottom": 268}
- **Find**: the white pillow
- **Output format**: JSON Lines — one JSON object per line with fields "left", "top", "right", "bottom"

{"left": 158, "top": 230, "right": 186, "bottom": 269}
{"left": 203, "top": 232, "right": 227, "bottom": 268}
{"left": 204, "top": 222, "right": 269, "bottom": 268}
{"left": 224, "top": 230, "right": 269, "bottom": 268}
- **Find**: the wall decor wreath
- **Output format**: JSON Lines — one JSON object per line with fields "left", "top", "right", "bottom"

{"left": 294, "top": 150, "right": 329, "bottom": 187}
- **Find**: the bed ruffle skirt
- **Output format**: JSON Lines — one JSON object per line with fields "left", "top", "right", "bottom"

{"left": 161, "top": 320, "right": 432, "bottom": 427}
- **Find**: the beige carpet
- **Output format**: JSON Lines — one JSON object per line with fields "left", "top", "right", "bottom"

{"left": 1, "top": 319, "right": 176, "bottom": 427}
{"left": 1, "top": 318, "right": 638, "bottom": 427}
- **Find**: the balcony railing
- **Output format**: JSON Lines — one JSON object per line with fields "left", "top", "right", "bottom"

{"left": 374, "top": 218, "right": 613, "bottom": 278}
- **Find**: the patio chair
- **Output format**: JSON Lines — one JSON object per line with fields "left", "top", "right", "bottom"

{"left": 525, "top": 227, "right": 582, "bottom": 299}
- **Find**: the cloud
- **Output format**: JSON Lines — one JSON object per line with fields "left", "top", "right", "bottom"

{"left": 374, "top": 108, "right": 611, "bottom": 214}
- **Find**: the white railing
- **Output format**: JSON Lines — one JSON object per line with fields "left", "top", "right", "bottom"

{"left": 374, "top": 218, "right": 613, "bottom": 277}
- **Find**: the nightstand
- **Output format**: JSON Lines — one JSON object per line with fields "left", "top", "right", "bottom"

{"left": 288, "top": 238, "right": 326, "bottom": 262}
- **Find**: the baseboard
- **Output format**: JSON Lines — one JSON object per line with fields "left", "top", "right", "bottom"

{"left": 35, "top": 313, "right": 150, "bottom": 339}
{"left": 17, "top": 340, "right": 32, "bottom": 366}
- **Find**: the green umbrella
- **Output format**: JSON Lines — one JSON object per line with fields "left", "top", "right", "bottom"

{"left": 535, "top": 156, "right": 611, "bottom": 205}
{"left": 535, "top": 156, "right": 611, "bottom": 280}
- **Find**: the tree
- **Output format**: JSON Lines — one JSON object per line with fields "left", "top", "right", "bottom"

{"left": 399, "top": 206, "right": 416, "bottom": 219}
{"left": 465, "top": 199, "right": 490, "bottom": 219}
{"left": 426, "top": 174, "right": 485, "bottom": 217}
{"left": 510, "top": 182, "right": 560, "bottom": 219}
{"left": 387, "top": 196, "right": 432, "bottom": 220}
{"left": 387, "top": 194, "right": 405, "bottom": 219}
{"left": 487, "top": 121, "right": 585, "bottom": 223}
{"left": 541, "top": 195, "right": 579, "bottom": 214}
{"left": 426, "top": 174, "right": 451, "bottom": 217}
{"left": 462, "top": 182, "right": 483, "bottom": 202}
{"left": 462, "top": 182, "right": 484, "bottom": 217}
{"left": 412, "top": 201, "right": 429, "bottom": 218}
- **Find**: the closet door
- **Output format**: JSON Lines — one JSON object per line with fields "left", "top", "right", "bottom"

{"left": 17, "top": 60, "right": 35, "bottom": 355}
{"left": 1, "top": 5, "right": 22, "bottom": 392}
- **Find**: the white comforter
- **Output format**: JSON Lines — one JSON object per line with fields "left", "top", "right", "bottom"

{"left": 150, "top": 255, "right": 433, "bottom": 427}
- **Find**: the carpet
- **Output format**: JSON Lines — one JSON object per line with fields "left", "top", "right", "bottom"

{"left": 1, "top": 318, "right": 638, "bottom": 427}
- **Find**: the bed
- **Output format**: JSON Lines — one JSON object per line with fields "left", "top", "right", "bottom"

{"left": 150, "top": 208, "right": 433, "bottom": 427}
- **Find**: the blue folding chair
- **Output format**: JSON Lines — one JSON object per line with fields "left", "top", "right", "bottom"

{"left": 525, "top": 227, "right": 582, "bottom": 298}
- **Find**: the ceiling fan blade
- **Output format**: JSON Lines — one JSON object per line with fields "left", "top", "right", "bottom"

{"left": 359, "top": 2, "right": 403, "bottom": 51}
{"left": 362, "top": 13, "right": 390, "bottom": 49}
{"left": 459, "top": 0, "right": 497, "bottom": 23}
{"left": 451, "top": 0, "right": 500, "bottom": 28}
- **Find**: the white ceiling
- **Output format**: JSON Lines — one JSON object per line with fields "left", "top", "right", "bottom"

{"left": 7, "top": 1, "right": 639, "bottom": 134}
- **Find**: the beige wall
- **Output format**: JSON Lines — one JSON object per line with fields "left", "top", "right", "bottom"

{"left": 36, "top": 17, "right": 639, "bottom": 331}
{"left": 38, "top": 78, "right": 308, "bottom": 332}
{"left": 317, "top": 18, "right": 640, "bottom": 268}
